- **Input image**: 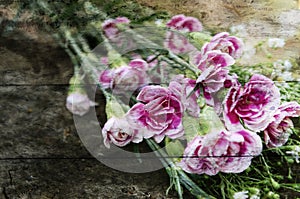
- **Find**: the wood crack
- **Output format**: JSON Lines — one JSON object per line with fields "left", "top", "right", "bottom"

{"left": 8, "top": 170, "right": 13, "bottom": 185}
{"left": 2, "top": 187, "right": 9, "bottom": 199}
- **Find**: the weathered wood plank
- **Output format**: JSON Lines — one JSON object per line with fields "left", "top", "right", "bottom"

{"left": 0, "top": 85, "right": 90, "bottom": 158}
{"left": 0, "top": 36, "right": 73, "bottom": 85}
{"left": 0, "top": 159, "right": 174, "bottom": 199}
{"left": 0, "top": 31, "right": 176, "bottom": 198}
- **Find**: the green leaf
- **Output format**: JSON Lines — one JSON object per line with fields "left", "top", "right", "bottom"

{"left": 105, "top": 98, "right": 129, "bottom": 118}
{"left": 165, "top": 139, "right": 185, "bottom": 160}
{"left": 188, "top": 32, "right": 212, "bottom": 49}
{"left": 108, "top": 49, "right": 128, "bottom": 68}
{"left": 199, "top": 106, "right": 225, "bottom": 134}
{"left": 182, "top": 114, "right": 202, "bottom": 142}
{"left": 182, "top": 106, "right": 225, "bottom": 142}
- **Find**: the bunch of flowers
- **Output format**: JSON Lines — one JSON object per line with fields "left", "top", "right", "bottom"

{"left": 66, "top": 13, "right": 300, "bottom": 199}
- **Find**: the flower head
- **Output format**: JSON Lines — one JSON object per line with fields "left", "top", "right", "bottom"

{"left": 171, "top": 75, "right": 201, "bottom": 117}
{"left": 286, "top": 146, "right": 300, "bottom": 163}
{"left": 99, "top": 69, "right": 114, "bottom": 89}
{"left": 268, "top": 38, "right": 285, "bottom": 48}
{"left": 99, "top": 59, "right": 149, "bottom": 94}
{"left": 102, "top": 17, "right": 130, "bottom": 40}
{"left": 273, "top": 59, "right": 293, "bottom": 71}
{"left": 196, "top": 50, "right": 235, "bottom": 71}
{"left": 66, "top": 92, "right": 97, "bottom": 116}
{"left": 224, "top": 74, "right": 281, "bottom": 132}
{"left": 201, "top": 32, "right": 244, "bottom": 59}
{"left": 203, "top": 73, "right": 240, "bottom": 116}
{"left": 102, "top": 117, "right": 143, "bottom": 148}
{"left": 166, "top": 14, "right": 202, "bottom": 32}
{"left": 165, "top": 14, "right": 202, "bottom": 54}
{"left": 113, "top": 59, "right": 149, "bottom": 94}
{"left": 127, "top": 83, "right": 185, "bottom": 143}
{"left": 264, "top": 101, "right": 300, "bottom": 148}
{"left": 179, "top": 129, "right": 262, "bottom": 175}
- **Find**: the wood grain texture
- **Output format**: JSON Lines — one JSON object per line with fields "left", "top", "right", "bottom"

{"left": 0, "top": 30, "right": 177, "bottom": 198}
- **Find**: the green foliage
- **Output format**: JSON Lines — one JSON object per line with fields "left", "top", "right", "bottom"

{"left": 229, "top": 63, "right": 274, "bottom": 85}
{"left": 90, "top": 0, "right": 169, "bottom": 24}
{"left": 188, "top": 32, "right": 212, "bottom": 50}
{"left": 276, "top": 81, "right": 300, "bottom": 103}
{"left": 182, "top": 113, "right": 202, "bottom": 142}
{"left": 22, "top": 1, "right": 105, "bottom": 31}
{"left": 198, "top": 106, "right": 224, "bottom": 134}
{"left": 165, "top": 139, "right": 185, "bottom": 160}
{"left": 105, "top": 97, "right": 130, "bottom": 118}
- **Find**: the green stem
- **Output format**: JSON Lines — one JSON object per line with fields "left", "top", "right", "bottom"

{"left": 281, "top": 184, "right": 300, "bottom": 193}
{"left": 62, "top": 28, "right": 111, "bottom": 100}
{"left": 261, "top": 155, "right": 272, "bottom": 178}
{"left": 167, "top": 51, "right": 199, "bottom": 74}
{"left": 121, "top": 27, "right": 199, "bottom": 75}
{"left": 133, "top": 144, "right": 142, "bottom": 164}
{"left": 146, "top": 139, "right": 215, "bottom": 199}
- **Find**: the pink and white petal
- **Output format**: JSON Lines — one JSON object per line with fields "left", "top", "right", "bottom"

{"left": 132, "top": 129, "right": 144, "bottom": 143}
{"left": 180, "top": 16, "right": 203, "bottom": 32}
{"left": 128, "top": 59, "right": 149, "bottom": 71}
{"left": 166, "top": 14, "right": 186, "bottom": 28}
{"left": 137, "top": 85, "right": 169, "bottom": 102}
{"left": 153, "top": 133, "right": 166, "bottom": 143}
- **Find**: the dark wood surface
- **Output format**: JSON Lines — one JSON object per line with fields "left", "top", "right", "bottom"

{"left": 0, "top": 30, "right": 176, "bottom": 199}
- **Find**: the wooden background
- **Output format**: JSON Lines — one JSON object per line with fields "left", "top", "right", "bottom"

{"left": 0, "top": 27, "right": 178, "bottom": 198}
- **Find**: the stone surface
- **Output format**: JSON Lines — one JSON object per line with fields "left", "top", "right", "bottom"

{"left": 137, "top": 0, "right": 300, "bottom": 66}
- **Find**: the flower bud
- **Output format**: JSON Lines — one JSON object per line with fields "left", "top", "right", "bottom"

{"left": 66, "top": 75, "right": 97, "bottom": 116}
{"left": 270, "top": 178, "right": 280, "bottom": 190}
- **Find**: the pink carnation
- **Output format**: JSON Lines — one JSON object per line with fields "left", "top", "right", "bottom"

{"left": 102, "top": 17, "right": 130, "bottom": 40}
{"left": 113, "top": 59, "right": 149, "bottom": 94}
{"left": 127, "top": 83, "right": 184, "bottom": 143}
{"left": 224, "top": 74, "right": 281, "bottom": 132}
{"left": 102, "top": 117, "right": 143, "bottom": 148}
{"left": 166, "top": 14, "right": 202, "bottom": 32}
{"left": 264, "top": 101, "right": 300, "bottom": 148}
{"left": 164, "top": 31, "right": 196, "bottom": 54}
{"left": 102, "top": 17, "right": 134, "bottom": 49}
{"left": 99, "top": 69, "right": 114, "bottom": 89}
{"left": 171, "top": 75, "right": 201, "bottom": 117}
{"left": 196, "top": 50, "right": 235, "bottom": 101}
{"left": 204, "top": 74, "right": 239, "bottom": 114}
{"left": 196, "top": 50, "right": 235, "bottom": 71}
{"left": 201, "top": 32, "right": 244, "bottom": 59}
{"left": 98, "top": 59, "right": 149, "bottom": 94}
{"left": 165, "top": 14, "right": 202, "bottom": 54}
{"left": 179, "top": 129, "right": 262, "bottom": 175}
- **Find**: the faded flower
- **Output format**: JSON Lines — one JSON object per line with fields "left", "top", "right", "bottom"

{"left": 264, "top": 101, "right": 300, "bottom": 148}
{"left": 165, "top": 14, "right": 202, "bottom": 54}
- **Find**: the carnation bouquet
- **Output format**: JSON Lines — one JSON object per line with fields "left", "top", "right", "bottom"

{"left": 64, "top": 8, "right": 300, "bottom": 199}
